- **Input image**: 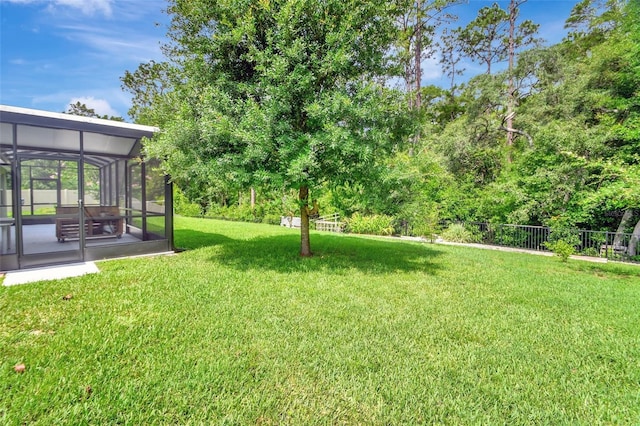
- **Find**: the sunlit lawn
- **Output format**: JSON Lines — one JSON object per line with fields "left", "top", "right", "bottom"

{"left": 1, "top": 217, "right": 639, "bottom": 424}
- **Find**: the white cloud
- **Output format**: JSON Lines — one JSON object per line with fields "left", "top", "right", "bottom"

{"left": 421, "top": 56, "right": 445, "bottom": 83}
{"left": 68, "top": 96, "right": 120, "bottom": 117}
{"left": 4, "top": 0, "right": 113, "bottom": 17}
{"left": 57, "top": 24, "right": 164, "bottom": 63}
{"left": 53, "top": 0, "right": 113, "bottom": 17}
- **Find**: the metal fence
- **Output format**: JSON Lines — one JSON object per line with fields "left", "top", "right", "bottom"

{"left": 437, "top": 221, "right": 639, "bottom": 263}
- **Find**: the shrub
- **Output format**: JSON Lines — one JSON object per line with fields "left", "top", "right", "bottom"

{"left": 206, "top": 205, "right": 262, "bottom": 223}
{"left": 173, "top": 188, "right": 203, "bottom": 217}
{"left": 545, "top": 240, "right": 575, "bottom": 262}
{"left": 440, "top": 223, "right": 481, "bottom": 243}
{"left": 263, "top": 214, "right": 282, "bottom": 225}
{"left": 412, "top": 213, "right": 439, "bottom": 241}
{"left": 493, "top": 226, "right": 533, "bottom": 248}
{"left": 580, "top": 247, "right": 599, "bottom": 257}
{"left": 397, "top": 202, "right": 439, "bottom": 241}
{"left": 546, "top": 217, "right": 581, "bottom": 247}
{"left": 346, "top": 213, "right": 395, "bottom": 236}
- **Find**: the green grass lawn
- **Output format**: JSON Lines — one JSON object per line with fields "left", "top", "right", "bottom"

{"left": 2, "top": 217, "right": 639, "bottom": 424}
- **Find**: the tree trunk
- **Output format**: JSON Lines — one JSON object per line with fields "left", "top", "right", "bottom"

{"left": 250, "top": 187, "right": 256, "bottom": 209}
{"left": 299, "top": 185, "right": 312, "bottom": 257}
{"left": 626, "top": 216, "right": 640, "bottom": 257}
{"left": 415, "top": 0, "right": 422, "bottom": 111}
{"left": 506, "top": 0, "right": 517, "bottom": 162}
{"left": 410, "top": 0, "right": 422, "bottom": 157}
{"left": 614, "top": 208, "right": 634, "bottom": 247}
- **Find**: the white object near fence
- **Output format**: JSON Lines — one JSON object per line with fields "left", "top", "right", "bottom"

{"left": 314, "top": 213, "right": 343, "bottom": 233}
{"left": 280, "top": 216, "right": 301, "bottom": 228}
{"left": 279, "top": 214, "right": 343, "bottom": 232}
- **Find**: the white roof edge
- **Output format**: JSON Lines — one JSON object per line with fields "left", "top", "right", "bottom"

{"left": 0, "top": 104, "right": 159, "bottom": 133}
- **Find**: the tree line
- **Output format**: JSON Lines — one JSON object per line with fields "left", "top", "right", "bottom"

{"left": 120, "top": 0, "right": 639, "bottom": 256}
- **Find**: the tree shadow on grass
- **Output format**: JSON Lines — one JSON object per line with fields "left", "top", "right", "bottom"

{"left": 174, "top": 228, "right": 236, "bottom": 250}
{"left": 175, "top": 228, "right": 444, "bottom": 275}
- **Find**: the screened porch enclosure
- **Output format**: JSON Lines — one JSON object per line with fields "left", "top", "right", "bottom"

{"left": 0, "top": 105, "right": 173, "bottom": 271}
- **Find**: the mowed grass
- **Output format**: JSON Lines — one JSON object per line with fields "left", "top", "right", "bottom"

{"left": 1, "top": 217, "right": 639, "bottom": 425}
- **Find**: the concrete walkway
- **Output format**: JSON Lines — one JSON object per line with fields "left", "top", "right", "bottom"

{"left": 395, "top": 235, "right": 615, "bottom": 264}
{"left": 432, "top": 238, "right": 612, "bottom": 264}
{"left": 2, "top": 262, "right": 100, "bottom": 286}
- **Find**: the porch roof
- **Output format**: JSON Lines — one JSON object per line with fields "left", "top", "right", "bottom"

{"left": 0, "top": 105, "right": 159, "bottom": 162}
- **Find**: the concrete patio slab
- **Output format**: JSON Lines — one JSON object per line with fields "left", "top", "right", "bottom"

{"left": 2, "top": 262, "right": 99, "bottom": 286}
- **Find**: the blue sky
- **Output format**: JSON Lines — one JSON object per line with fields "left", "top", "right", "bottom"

{"left": 1, "top": 0, "right": 580, "bottom": 121}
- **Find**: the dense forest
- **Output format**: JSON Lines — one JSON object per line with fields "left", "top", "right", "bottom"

{"left": 121, "top": 0, "right": 639, "bottom": 249}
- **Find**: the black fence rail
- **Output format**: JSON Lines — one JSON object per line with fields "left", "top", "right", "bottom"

{"left": 432, "top": 221, "right": 639, "bottom": 263}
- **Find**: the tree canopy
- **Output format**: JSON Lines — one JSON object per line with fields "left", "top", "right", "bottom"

{"left": 139, "top": 0, "right": 412, "bottom": 255}
{"left": 122, "top": 0, "right": 640, "bottom": 257}
{"left": 63, "top": 102, "right": 124, "bottom": 122}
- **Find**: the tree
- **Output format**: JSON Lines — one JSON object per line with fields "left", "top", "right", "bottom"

{"left": 455, "top": 4, "right": 510, "bottom": 75}
{"left": 564, "top": 0, "right": 625, "bottom": 56}
{"left": 453, "top": 1, "right": 538, "bottom": 160}
{"left": 63, "top": 101, "right": 124, "bottom": 122}
{"left": 391, "top": 0, "right": 459, "bottom": 155}
{"left": 467, "top": 0, "right": 639, "bottom": 231}
{"left": 141, "top": 0, "right": 411, "bottom": 256}
{"left": 120, "top": 60, "right": 173, "bottom": 125}
{"left": 505, "top": 0, "right": 522, "bottom": 152}
{"left": 439, "top": 28, "right": 465, "bottom": 93}
{"left": 392, "top": 0, "right": 459, "bottom": 110}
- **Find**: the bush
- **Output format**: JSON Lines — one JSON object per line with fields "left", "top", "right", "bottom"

{"left": 263, "top": 214, "right": 282, "bottom": 225}
{"left": 173, "top": 188, "right": 203, "bottom": 217}
{"left": 411, "top": 213, "right": 439, "bottom": 241}
{"left": 206, "top": 205, "right": 261, "bottom": 223}
{"left": 440, "top": 223, "right": 481, "bottom": 243}
{"left": 493, "top": 226, "right": 534, "bottom": 248}
{"left": 346, "top": 213, "right": 395, "bottom": 236}
{"left": 397, "top": 202, "right": 439, "bottom": 241}
{"left": 545, "top": 239, "right": 575, "bottom": 262}
{"left": 546, "top": 217, "right": 581, "bottom": 247}
{"left": 580, "top": 247, "right": 600, "bottom": 257}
